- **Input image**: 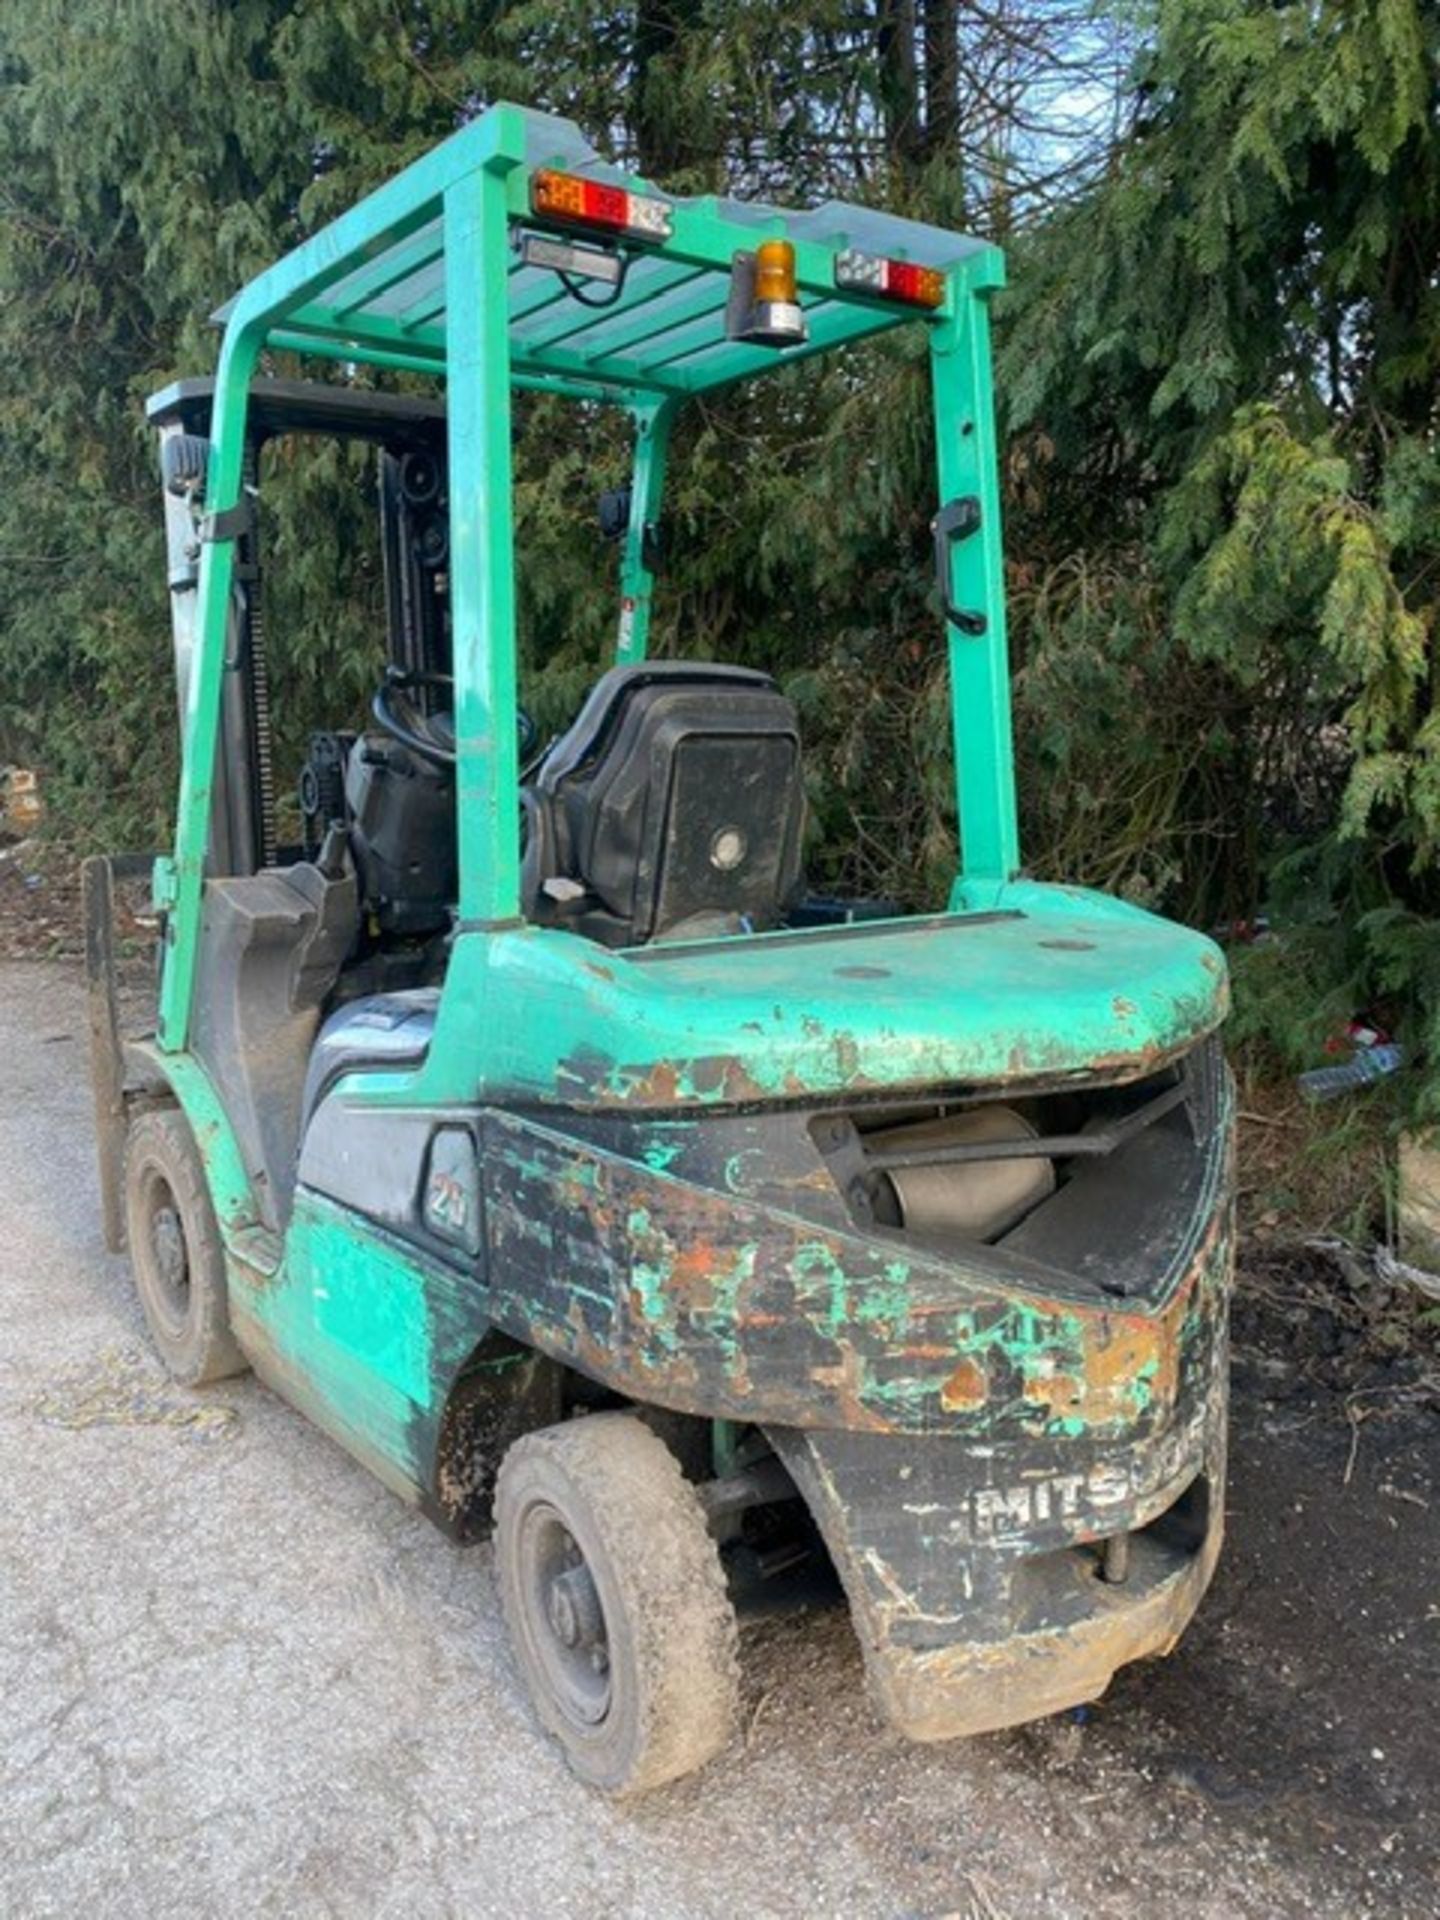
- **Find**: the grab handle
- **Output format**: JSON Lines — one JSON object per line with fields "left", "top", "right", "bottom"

{"left": 932, "top": 494, "right": 986, "bottom": 636}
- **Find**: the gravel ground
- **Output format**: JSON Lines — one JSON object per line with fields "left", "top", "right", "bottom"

{"left": 2, "top": 959, "right": 1437, "bottom": 1919}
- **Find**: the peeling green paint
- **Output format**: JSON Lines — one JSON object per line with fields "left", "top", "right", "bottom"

{"left": 333, "top": 888, "right": 1227, "bottom": 1118}
{"left": 295, "top": 1204, "right": 435, "bottom": 1407}
{"left": 480, "top": 1104, "right": 1233, "bottom": 1443}
{"left": 233, "top": 1190, "right": 441, "bottom": 1479}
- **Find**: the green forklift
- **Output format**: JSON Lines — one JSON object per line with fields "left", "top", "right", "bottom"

{"left": 86, "top": 103, "right": 1233, "bottom": 1795}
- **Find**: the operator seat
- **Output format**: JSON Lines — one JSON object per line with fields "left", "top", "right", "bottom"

{"left": 299, "top": 663, "right": 805, "bottom": 1134}
{"left": 521, "top": 661, "right": 805, "bottom": 947}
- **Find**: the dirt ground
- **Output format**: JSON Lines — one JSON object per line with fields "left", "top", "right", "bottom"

{"left": 2, "top": 946, "right": 1438, "bottom": 1919}
{"left": 0, "top": 836, "right": 84, "bottom": 959}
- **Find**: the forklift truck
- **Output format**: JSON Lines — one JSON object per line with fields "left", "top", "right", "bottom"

{"left": 86, "top": 103, "right": 1233, "bottom": 1795}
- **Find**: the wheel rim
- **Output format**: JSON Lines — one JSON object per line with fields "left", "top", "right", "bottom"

{"left": 140, "top": 1168, "right": 191, "bottom": 1336}
{"left": 515, "top": 1500, "right": 612, "bottom": 1728}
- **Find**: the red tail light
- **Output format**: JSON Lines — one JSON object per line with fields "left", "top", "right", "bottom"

{"left": 834, "top": 249, "right": 946, "bottom": 309}
{"left": 531, "top": 169, "right": 673, "bottom": 242}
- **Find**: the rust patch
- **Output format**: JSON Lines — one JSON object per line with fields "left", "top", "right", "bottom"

{"left": 1022, "top": 1372, "right": 1087, "bottom": 1423}
{"left": 1087, "top": 1320, "right": 1163, "bottom": 1393}
{"left": 619, "top": 1053, "right": 776, "bottom": 1105}
{"left": 940, "top": 1356, "right": 988, "bottom": 1412}
{"left": 669, "top": 1236, "right": 720, "bottom": 1310}
{"left": 811, "top": 1345, "right": 891, "bottom": 1433}
{"left": 1083, "top": 1040, "right": 1171, "bottom": 1078}
{"left": 633, "top": 1059, "right": 682, "bottom": 1102}
{"left": 715, "top": 1056, "right": 772, "bottom": 1103}
{"left": 1143, "top": 1290, "right": 1186, "bottom": 1411}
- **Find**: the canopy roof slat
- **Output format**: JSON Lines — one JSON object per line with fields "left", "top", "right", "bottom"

{"left": 505, "top": 272, "right": 577, "bottom": 326}
{"left": 397, "top": 286, "right": 449, "bottom": 334}
{"left": 515, "top": 263, "right": 711, "bottom": 358}
{"left": 327, "top": 223, "right": 446, "bottom": 321}
{"left": 638, "top": 291, "right": 827, "bottom": 375}
{"left": 574, "top": 280, "right": 730, "bottom": 365}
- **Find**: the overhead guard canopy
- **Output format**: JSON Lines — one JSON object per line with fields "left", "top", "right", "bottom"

{"left": 212, "top": 104, "right": 997, "bottom": 403}
{"left": 156, "top": 100, "right": 1017, "bottom": 1054}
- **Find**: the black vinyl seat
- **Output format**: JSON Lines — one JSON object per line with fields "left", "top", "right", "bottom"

{"left": 521, "top": 661, "right": 805, "bottom": 948}
{"left": 301, "top": 664, "right": 805, "bottom": 1109}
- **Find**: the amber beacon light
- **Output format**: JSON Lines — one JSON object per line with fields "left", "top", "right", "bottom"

{"left": 727, "top": 237, "right": 807, "bottom": 347}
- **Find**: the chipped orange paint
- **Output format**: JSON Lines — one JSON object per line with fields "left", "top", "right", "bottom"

{"left": 480, "top": 1099, "right": 1232, "bottom": 1438}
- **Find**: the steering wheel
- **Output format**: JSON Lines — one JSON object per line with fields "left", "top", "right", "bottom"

{"left": 372, "top": 668, "right": 537, "bottom": 768}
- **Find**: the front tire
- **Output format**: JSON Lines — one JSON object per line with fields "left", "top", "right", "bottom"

{"left": 122, "top": 1107, "right": 246, "bottom": 1385}
{"left": 495, "top": 1412, "right": 740, "bottom": 1795}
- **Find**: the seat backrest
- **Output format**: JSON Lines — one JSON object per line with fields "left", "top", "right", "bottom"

{"left": 522, "top": 661, "right": 805, "bottom": 946}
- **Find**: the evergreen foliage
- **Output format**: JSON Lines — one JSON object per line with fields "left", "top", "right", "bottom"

{"left": 1001, "top": 0, "right": 1440, "bottom": 1090}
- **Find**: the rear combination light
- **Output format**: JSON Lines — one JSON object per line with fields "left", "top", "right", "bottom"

{"left": 530, "top": 168, "right": 673, "bottom": 241}
{"left": 834, "top": 249, "right": 946, "bottom": 309}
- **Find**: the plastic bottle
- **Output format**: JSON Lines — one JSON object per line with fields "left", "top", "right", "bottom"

{"left": 1298, "top": 1044, "right": 1405, "bottom": 1100}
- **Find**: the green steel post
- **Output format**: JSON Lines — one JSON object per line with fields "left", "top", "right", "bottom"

{"left": 711, "top": 1418, "right": 743, "bottom": 1478}
{"left": 444, "top": 155, "right": 525, "bottom": 923}
{"left": 156, "top": 320, "right": 264, "bottom": 1050}
{"left": 930, "top": 257, "right": 1019, "bottom": 897}
{"left": 616, "top": 398, "right": 677, "bottom": 664}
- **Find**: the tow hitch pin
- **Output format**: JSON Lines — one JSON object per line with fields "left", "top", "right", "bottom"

{"left": 1100, "top": 1533, "right": 1131, "bottom": 1585}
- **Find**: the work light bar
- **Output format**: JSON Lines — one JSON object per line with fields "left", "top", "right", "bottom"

{"left": 834, "top": 249, "right": 946, "bottom": 309}
{"left": 519, "top": 230, "right": 624, "bottom": 286}
{"left": 531, "top": 168, "right": 673, "bottom": 242}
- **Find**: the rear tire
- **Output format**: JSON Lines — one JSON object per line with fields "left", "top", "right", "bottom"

{"left": 495, "top": 1411, "right": 740, "bottom": 1796}
{"left": 122, "top": 1107, "right": 247, "bottom": 1385}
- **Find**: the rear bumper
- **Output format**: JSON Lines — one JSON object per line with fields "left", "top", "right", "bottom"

{"left": 866, "top": 1460, "right": 1223, "bottom": 1740}
{"left": 768, "top": 1239, "right": 1230, "bottom": 1740}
